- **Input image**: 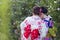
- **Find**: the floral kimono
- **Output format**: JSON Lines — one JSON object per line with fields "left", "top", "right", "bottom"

{"left": 20, "top": 16, "right": 48, "bottom": 40}
{"left": 44, "top": 15, "right": 54, "bottom": 40}
{"left": 44, "top": 15, "right": 53, "bottom": 28}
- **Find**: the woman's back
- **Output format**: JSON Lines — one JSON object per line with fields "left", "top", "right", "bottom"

{"left": 20, "top": 16, "right": 48, "bottom": 40}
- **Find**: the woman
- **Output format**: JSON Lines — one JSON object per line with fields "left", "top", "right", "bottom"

{"left": 20, "top": 6, "right": 48, "bottom": 40}
{"left": 40, "top": 7, "right": 54, "bottom": 40}
{"left": 38, "top": 7, "right": 49, "bottom": 40}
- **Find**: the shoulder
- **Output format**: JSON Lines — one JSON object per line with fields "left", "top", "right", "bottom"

{"left": 20, "top": 16, "right": 32, "bottom": 24}
{"left": 24, "top": 16, "right": 32, "bottom": 22}
{"left": 25, "top": 16, "right": 31, "bottom": 20}
{"left": 20, "top": 16, "right": 32, "bottom": 28}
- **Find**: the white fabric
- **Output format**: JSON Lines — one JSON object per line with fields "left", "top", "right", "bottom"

{"left": 20, "top": 16, "right": 48, "bottom": 40}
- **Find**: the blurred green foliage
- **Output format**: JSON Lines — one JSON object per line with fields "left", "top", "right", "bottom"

{"left": 0, "top": 0, "right": 12, "bottom": 40}
{"left": 0, "top": 0, "right": 60, "bottom": 40}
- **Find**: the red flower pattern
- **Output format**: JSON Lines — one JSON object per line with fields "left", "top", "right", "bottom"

{"left": 24, "top": 24, "right": 31, "bottom": 39}
{"left": 24, "top": 24, "right": 40, "bottom": 40}
{"left": 31, "top": 29, "right": 40, "bottom": 40}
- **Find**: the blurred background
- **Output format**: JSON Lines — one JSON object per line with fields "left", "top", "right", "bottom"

{"left": 0, "top": 0, "right": 60, "bottom": 40}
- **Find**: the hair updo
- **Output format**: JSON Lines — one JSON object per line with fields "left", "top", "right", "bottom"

{"left": 33, "top": 6, "right": 48, "bottom": 15}
{"left": 40, "top": 7, "right": 48, "bottom": 14}
{"left": 33, "top": 6, "right": 40, "bottom": 15}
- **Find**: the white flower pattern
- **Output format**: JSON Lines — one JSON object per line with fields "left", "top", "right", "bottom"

{"left": 20, "top": 16, "right": 48, "bottom": 40}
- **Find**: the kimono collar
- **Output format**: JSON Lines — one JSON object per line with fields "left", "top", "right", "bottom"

{"left": 32, "top": 15, "right": 41, "bottom": 20}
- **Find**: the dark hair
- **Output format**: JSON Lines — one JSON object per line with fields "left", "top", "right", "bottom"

{"left": 33, "top": 6, "right": 40, "bottom": 15}
{"left": 40, "top": 7, "right": 48, "bottom": 14}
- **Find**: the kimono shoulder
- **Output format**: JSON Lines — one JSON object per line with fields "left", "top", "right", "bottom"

{"left": 20, "top": 17, "right": 31, "bottom": 28}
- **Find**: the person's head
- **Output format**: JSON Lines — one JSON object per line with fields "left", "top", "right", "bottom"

{"left": 39, "top": 7, "right": 48, "bottom": 19}
{"left": 33, "top": 6, "right": 40, "bottom": 15}
{"left": 32, "top": 6, "right": 48, "bottom": 19}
